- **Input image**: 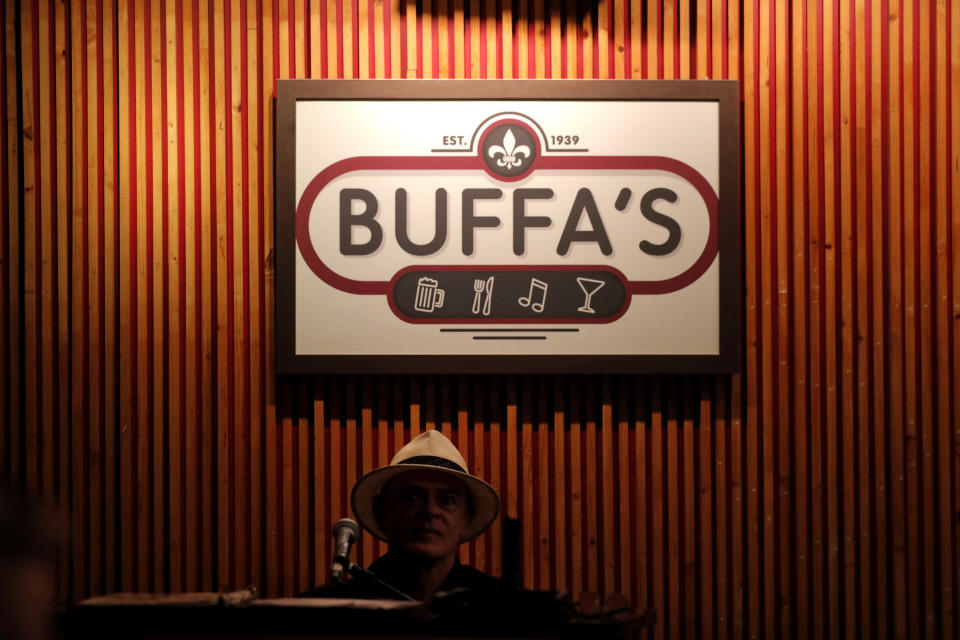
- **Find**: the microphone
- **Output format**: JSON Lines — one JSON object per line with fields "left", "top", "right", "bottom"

{"left": 331, "top": 518, "right": 360, "bottom": 580}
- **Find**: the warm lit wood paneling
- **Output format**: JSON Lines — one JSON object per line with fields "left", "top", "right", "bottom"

{"left": 3, "top": 1, "right": 960, "bottom": 638}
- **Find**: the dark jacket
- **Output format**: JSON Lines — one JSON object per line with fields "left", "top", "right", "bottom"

{"left": 299, "top": 553, "right": 501, "bottom": 600}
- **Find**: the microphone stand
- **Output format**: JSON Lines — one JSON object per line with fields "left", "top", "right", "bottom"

{"left": 345, "top": 563, "right": 418, "bottom": 602}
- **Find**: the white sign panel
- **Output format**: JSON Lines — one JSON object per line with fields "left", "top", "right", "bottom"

{"left": 276, "top": 81, "right": 740, "bottom": 373}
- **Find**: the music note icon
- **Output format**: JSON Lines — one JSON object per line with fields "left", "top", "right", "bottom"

{"left": 518, "top": 278, "right": 548, "bottom": 313}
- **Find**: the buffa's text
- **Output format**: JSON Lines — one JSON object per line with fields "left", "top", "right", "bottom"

{"left": 339, "top": 187, "right": 682, "bottom": 257}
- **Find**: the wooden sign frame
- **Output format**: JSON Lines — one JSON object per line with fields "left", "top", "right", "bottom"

{"left": 275, "top": 80, "right": 740, "bottom": 374}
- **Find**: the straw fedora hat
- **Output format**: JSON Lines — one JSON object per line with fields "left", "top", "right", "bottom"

{"left": 351, "top": 430, "right": 500, "bottom": 543}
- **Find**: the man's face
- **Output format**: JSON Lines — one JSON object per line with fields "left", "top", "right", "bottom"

{"left": 376, "top": 469, "right": 471, "bottom": 561}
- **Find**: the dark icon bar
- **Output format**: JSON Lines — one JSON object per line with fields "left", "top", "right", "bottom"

{"left": 391, "top": 268, "right": 627, "bottom": 323}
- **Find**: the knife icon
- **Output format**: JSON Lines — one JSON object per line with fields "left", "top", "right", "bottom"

{"left": 482, "top": 276, "right": 494, "bottom": 316}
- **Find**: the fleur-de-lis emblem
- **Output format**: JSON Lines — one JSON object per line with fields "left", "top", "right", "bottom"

{"left": 487, "top": 128, "right": 531, "bottom": 170}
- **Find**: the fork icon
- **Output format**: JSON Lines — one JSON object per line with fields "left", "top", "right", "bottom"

{"left": 472, "top": 279, "right": 485, "bottom": 315}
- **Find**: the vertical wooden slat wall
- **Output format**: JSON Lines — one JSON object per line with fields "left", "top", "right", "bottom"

{"left": 2, "top": 0, "right": 959, "bottom": 638}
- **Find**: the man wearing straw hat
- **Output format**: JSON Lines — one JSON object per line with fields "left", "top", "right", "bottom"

{"left": 302, "top": 430, "right": 501, "bottom": 602}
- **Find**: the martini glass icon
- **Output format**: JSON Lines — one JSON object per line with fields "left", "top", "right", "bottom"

{"left": 576, "top": 277, "right": 605, "bottom": 314}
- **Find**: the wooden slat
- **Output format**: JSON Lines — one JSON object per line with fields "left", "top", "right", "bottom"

{"left": 664, "top": 383, "right": 680, "bottom": 640}
{"left": 677, "top": 0, "right": 688, "bottom": 78}
{"left": 165, "top": 0, "right": 183, "bottom": 593}
{"left": 713, "top": 377, "right": 728, "bottom": 639}
{"left": 568, "top": 381, "right": 581, "bottom": 597}
{"left": 596, "top": 0, "right": 607, "bottom": 77}
{"left": 279, "top": 383, "right": 295, "bottom": 596}
{"left": 52, "top": 0, "right": 69, "bottom": 601}
{"left": 132, "top": 0, "right": 151, "bottom": 592}
{"left": 600, "top": 379, "right": 614, "bottom": 596}
{"left": 212, "top": 0, "right": 231, "bottom": 591}
{"left": 360, "top": 379, "right": 374, "bottom": 567}
{"left": 852, "top": 0, "right": 872, "bottom": 633}
{"left": 295, "top": 0, "right": 307, "bottom": 77}
{"left": 182, "top": 0, "right": 200, "bottom": 591}
{"left": 551, "top": 377, "right": 566, "bottom": 591}
{"left": 0, "top": 0, "right": 8, "bottom": 484}
{"left": 500, "top": 0, "right": 511, "bottom": 78}
{"left": 564, "top": 0, "right": 575, "bottom": 78}
{"left": 229, "top": 0, "right": 248, "bottom": 589}
{"left": 791, "top": 2, "right": 810, "bottom": 637}
{"left": 627, "top": 0, "right": 640, "bottom": 78}
{"left": 823, "top": 3, "right": 843, "bottom": 636}
{"left": 773, "top": 2, "right": 791, "bottom": 635}
{"left": 917, "top": 1, "right": 938, "bottom": 637}
{"left": 902, "top": 0, "right": 921, "bottom": 635}
{"left": 729, "top": 373, "right": 744, "bottom": 639}
{"left": 697, "top": 379, "right": 713, "bottom": 638}
{"left": 358, "top": 0, "right": 369, "bottom": 77}
{"left": 695, "top": 0, "right": 706, "bottom": 78}
{"left": 147, "top": 0, "right": 165, "bottom": 594}
{"left": 631, "top": 379, "right": 646, "bottom": 611}
{"left": 536, "top": 378, "right": 549, "bottom": 589}
{"left": 579, "top": 0, "right": 591, "bottom": 78}
{"left": 757, "top": 1, "right": 776, "bottom": 635}
{"left": 345, "top": 380, "right": 358, "bottom": 535}
{"left": 644, "top": 0, "right": 657, "bottom": 78}
{"left": 456, "top": 380, "right": 470, "bottom": 567}
{"left": 520, "top": 383, "right": 533, "bottom": 588}
{"left": 584, "top": 382, "right": 598, "bottom": 594}
{"left": 533, "top": 0, "right": 544, "bottom": 78}
{"left": 471, "top": 381, "right": 486, "bottom": 571}
{"left": 245, "top": 0, "right": 264, "bottom": 592}
{"left": 506, "top": 377, "right": 518, "bottom": 533}
{"left": 933, "top": 2, "right": 954, "bottom": 637}
{"left": 615, "top": 379, "right": 630, "bottom": 600}
{"left": 886, "top": 0, "right": 908, "bottom": 635}
{"left": 198, "top": 0, "right": 215, "bottom": 592}
{"left": 489, "top": 379, "right": 501, "bottom": 578}
{"left": 261, "top": 0, "right": 279, "bottom": 599}
{"left": 952, "top": 3, "right": 960, "bottom": 634}
{"left": 868, "top": 2, "right": 889, "bottom": 636}
{"left": 612, "top": 0, "right": 624, "bottom": 78}
{"left": 101, "top": 0, "right": 119, "bottom": 595}
{"left": 68, "top": 0, "right": 87, "bottom": 602}
{"left": 328, "top": 0, "right": 339, "bottom": 77}
{"left": 838, "top": 0, "right": 858, "bottom": 635}
{"left": 37, "top": 0, "right": 54, "bottom": 507}
{"left": 115, "top": 0, "right": 134, "bottom": 591}
{"left": 549, "top": 0, "right": 560, "bottom": 77}
{"left": 662, "top": 0, "right": 673, "bottom": 78}
{"left": 374, "top": 0, "right": 386, "bottom": 78}
{"left": 421, "top": 0, "right": 432, "bottom": 78}
{"left": 278, "top": 0, "right": 290, "bottom": 76}
{"left": 710, "top": 0, "right": 721, "bottom": 77}
{"left": 1, "top": 0, "right": 17, "bottom": 489}
{"left": 680, "top": 381, "right": 695, "bottom": 637}
{"left": 453, "top": 0, "right": 464, "bottom": 78}
{"left": 741, "top": 0, "right": 761, "bottom": 636}
{"left": 648, "top": 382, "right": 664, "bottom": 640}
{"left": 310, "top": 0, "right": 322, "bottom": 77}
{"left": 806, "top": 2, "right": 826, "bottom": 635}
{"left": 313, "top": 379, "right": 328, "bottom": 586}
{"left": 298, "top": 383, "right": 311, "bottom": 592}
{"left": 390, "top": 0, "right": 401, "bottom": 78}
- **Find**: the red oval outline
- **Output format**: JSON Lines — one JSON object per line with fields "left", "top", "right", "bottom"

{"left": 294, "top": 155, "right": 719, "bottom": 297}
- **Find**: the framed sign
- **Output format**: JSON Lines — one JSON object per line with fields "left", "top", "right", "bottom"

{"left": 276, "top": 80, "right": 740, "bottom": 374}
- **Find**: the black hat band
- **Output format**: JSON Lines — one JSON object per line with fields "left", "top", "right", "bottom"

{"left": 396, "top": 455, "right": 467, "bottom": 474}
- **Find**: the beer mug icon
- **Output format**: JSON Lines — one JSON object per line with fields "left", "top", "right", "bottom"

{"left": 414, "top": 277, "right": 445, "bottom": 313}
